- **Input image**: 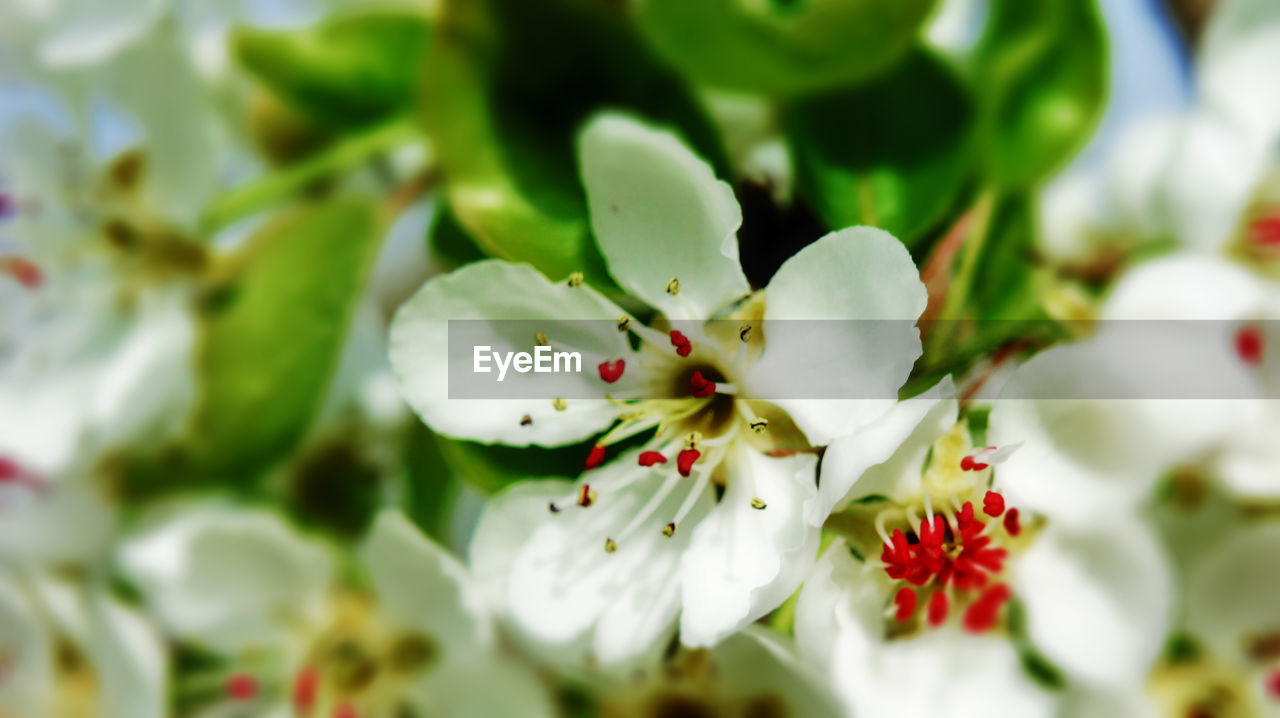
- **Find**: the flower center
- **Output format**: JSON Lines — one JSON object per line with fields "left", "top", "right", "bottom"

{"left": 541, "top": 305, "right": 785, "bottom": 553}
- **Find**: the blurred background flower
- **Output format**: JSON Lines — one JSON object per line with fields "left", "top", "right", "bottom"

{"left": 2, "top": 0, "right": 1278, "bottom": 716}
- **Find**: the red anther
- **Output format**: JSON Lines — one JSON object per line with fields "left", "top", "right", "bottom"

{"left": 638, "top": 451, "right": 667, "bottom": 467}
{"left": 960, "top": 454, "right": 989, "bottom": 472}
{"left": 0, "top": 256, "right": 42, "bottom": 289}
{"left": 1236, "top": 325, "right": 1265, "bottom": 366}
{"left": 225, "top": 673, "right": 258, "bottom": 701}
{"left": 577, "top": 484, "right": 595, "bottom": 507}
{"left": 893, "top": 587, "right": 917, "bottom": 622}
{"left": 676, "top": 449, "right": 701, "bottom": 477}
{"left": 597, "top": 359, "right": 625, "bottom": 383}
{"left": 333, "top": 703, "right": 359, "bottom": 718}
{"left": 927, "top": 591, "right": 949, "bottom": 627}
{"left": 1266, "top": 669, "right": 1280, "bottom": 699}
{"left": 689, "top": 370, "right": 716, "bottom": 398}
{"left": 955, "top": 502, "right": 984, "bottom": 542}
{"left": 670, "top": 330, "right": 692, "bottom": 357}
{"left": 1003, "top": 508, "right": 1021, "bottom": 537}
{"left": 962, "top": 583, "right": 1013, "bottom": 633}
{"left": 983, "top": 491, "right": 1005, "bottom": 518}
{"left": 293, "top": 667, "right": 319, "bottom": 712}
{"left": 585, "top": 444, "right": 606, "bottom": 470}
{"left": 1249, "top": 214, "right": 1280, "bottom": 246}
{"left": 0, "top": 457, "right": 19, "bottom": 481}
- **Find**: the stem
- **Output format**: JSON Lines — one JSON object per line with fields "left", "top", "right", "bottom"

{"left": 928, "top": 192, "right": 996, "bottom": 364}
{"left": 200, "top": 116, "right": 421, "bottom": 233}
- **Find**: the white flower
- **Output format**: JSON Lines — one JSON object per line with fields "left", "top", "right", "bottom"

{"left": 990, "top": 253, "right": 1280, "bottom": 515}
{"left": 121, "top": 503, "right": 554, "bottom": 718}
{"left": 798, "top": 388, "right": 1172, "bottom": 717}
{"left": 592, "top": 625, "right": 842, "bottom": 718}
{"left": 0, "top": 570, "right": 166, "bottom": 718}
{"left": 1173, "top": 521, "right": 1280, "bottom": 717}
{"left": 1037, "top": 0, "right": 1280, "bottom": 262}
{"left": 391, "top": 113, "right": 927, "bottom": 665}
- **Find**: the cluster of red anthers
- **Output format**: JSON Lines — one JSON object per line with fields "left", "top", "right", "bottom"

{"left": 224, "top": 666, "right": 362, "bottom": 718}
{"left": 882, "top": 491, "right": 1021, "bottom": 633}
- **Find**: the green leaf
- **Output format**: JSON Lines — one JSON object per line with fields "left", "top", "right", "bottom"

{"left": 434, "top": 435, "right": 598, "bottom": 495}
{"left": 188, "top": 199, "right": 383, "bottom": 478}
{"left": 638, "top": 0, "right": 937, "bottom": 96}
{"left": 973, "top": 0, "right": 1108, "bottom": 188}
{"left": 427, "top": 200, "right": 489, "bottom": 271}
{"left": 233, "top": 10, "right": 432, "bottom": 127}
{"left": 421, "top": 0, "right": 727, "bottom": 285}
{"left": 784, "top": 48, "right": 975, "bottom": 246}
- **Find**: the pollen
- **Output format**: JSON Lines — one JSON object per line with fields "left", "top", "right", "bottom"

{"left": 689, "top": 370, "right": 716, "bottom": 398}
{"left": 665, "top": 277, "right": 680, "bottom": 295}
{"left": 739, "top": 324, "right": 753, "bottom": 343}
{"left": 585, "top": 444, "right": 606, "bottom": 470}
{"left": 749, "top": 418, "right": 768, "bottom": 434}
{"left": 292, "top": 667, "right": 319, "bottom": 712}
{"left": 567, "top": 272, "right": 584, "bottom": 287}
{"left": 616, "top": 316, "right": 631, "bottom": 332}
{"left": 598, "top": 359, "right": 626, "bottom": 383}
{"left": 520, "top": 414, "right": 533, "bottom": 426}
{"left": 604, "top": 537, "right": 618, "bottom": 553}
{"left": 677, "top": 449, "right": 701, "bottom": 477}
{"left": 982, "top": 491, "right": 1005, "bottom": 517}
{"left": 750, "top": 497, "right": 767, "bottom": 510}
{"left": 577, "top": 485, "right": 597, "bottom": 507}
{"left": 638, "top": 451, "right": 668, "bottom": 467}
{"left": 662, "top": 522, "right": 676, "bottom": 537}
{"left": 225, "top": 673, "right": 258, "bottom": 701}
{"left": 893, "top": 587, "right": 917, "bottom": 622}
{"left": 670, "top": 330, "right": 692, "bottom": 357}
{"left": 0, "top": 256, "right": 43, "bottom": 289}
{"left": 1236, "top": 325, "right": 1264, "bottom": 366}
{"left": 553, "top": 397, "right": 567, "bottom": 411}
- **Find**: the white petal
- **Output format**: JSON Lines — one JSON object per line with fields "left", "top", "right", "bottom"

{"left": 0, "top": 476, "right": 117, "bottom": 565}
{"left": 389, "top": 260, "right": 632, "bottom": 446}
{"left": 809, "top": 377, "right": 957, "bottom": 524}
{"left": 120, "top": 503, "right": 333, "bottom": 654}
{"left": 1185, "top": 521, "right": 1280, "bottom": 665}
{"left": 1101, "top": 253, "right": 1268, "bottom": 321}
{"left": 85, "top": 592, "right": 167, "bottom": 718}
{"left": 1198, "top": 0, "right": 1280, "bottom": 144}
{"left": 37, "top": 0, "right": 163, "bottom": 66}
{"left": 1011, "top": 518, "right": 1172, "bottom": 688}
{"left": 487, "top": 457, "right": 711, "bottom": 666}
{"left": 414, "top": 655, "right": 555, "bottom": 718}
{"left": 1159, "top": 110, "right": 1267, "bottom": 250}
{"left": 990, "top": 325, "right": 1253, "bottom": 525}
{"left": 679, "top": 447, "right": 819, "bottom": 648}
{"left": 579, "top": 113, "right": 748, "bottom": 321}
{"left": 469, "top": 480, "right": 571, "bottom": 609}
{"left": 798, "top": 545, "right": 1054, "bottom": 718}
{"left": 701, "top": 626, "right": 842, "bottom": 718}
{"left": 360, "top": 509, "right": 493, "bottom": 658}
{"left": 1215, "top": 404, "right": 1280, "bottom": 499}
{"left": 0, "top": 574, "right": 55, "bottom": 715}
{"left": 744, "top": 227, "right": 926, "bottom": 445}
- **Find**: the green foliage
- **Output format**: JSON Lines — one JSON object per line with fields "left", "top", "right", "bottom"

{"left": 233, "top": 10, "right": 432, "bottom": 128}
{"left": 434, "top": 434, "right": 606, "bottom": 495}
{"left": 427, "top": 200, "right": 488, "bottom": 271}
{"left": 785, "top": 48, "right": 975, "bottom": 247}
{"left": 420, "top": 0, "right": 726, "bottom": 285}
{"left": 973, "top": 0, "right": 1108, "bottom": 189}
{"left": 638, "top": 0, "right": 937, "bottom": 95}
{"left": 187, "top": 199, "right": 382, "bottom": 479}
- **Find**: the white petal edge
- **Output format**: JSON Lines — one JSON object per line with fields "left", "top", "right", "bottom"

{"left": 389, "top": 260, "right": 630, "bottom": 447}
{"left": 745, "top": 226, "right": 927, "bottom": 445}
{"left": 579, "top": 112, "right": 748, "bottom": 321}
